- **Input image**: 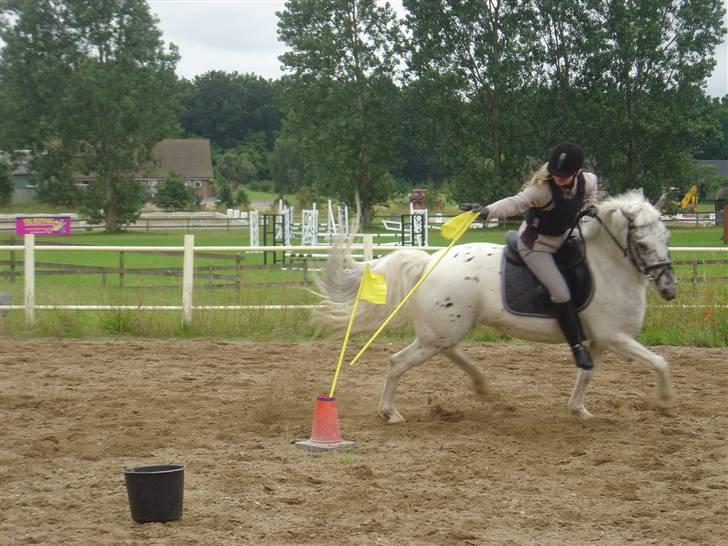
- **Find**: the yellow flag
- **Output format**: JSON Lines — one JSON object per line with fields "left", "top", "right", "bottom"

{"left": 440, "top": 210, "right": 479, "bottom": 240}
{"left": 359, "top": 265, "right": 387, "bottom": 304}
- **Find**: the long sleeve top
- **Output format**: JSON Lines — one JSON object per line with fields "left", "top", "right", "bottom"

{"left": 486, "top": 172, "right": 598, "bottom": 252}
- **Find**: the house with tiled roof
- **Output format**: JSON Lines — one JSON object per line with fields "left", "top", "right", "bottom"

{"left": 6, "top": 139, "right": 215, "bottom": 204}
{"left": 74, "top": 138, "right": 216, "bottom": 200}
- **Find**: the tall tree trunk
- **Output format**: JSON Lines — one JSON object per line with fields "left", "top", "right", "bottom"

{"left": 362, "top": 204, "right": 374, "bottom": 228}
{"left": 104, "top": 176, "right": 119, "bottom": 232}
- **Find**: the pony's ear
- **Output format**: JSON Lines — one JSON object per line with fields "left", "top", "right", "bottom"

{"left": 621, "top": 201, "right": 642, "bottom": 221}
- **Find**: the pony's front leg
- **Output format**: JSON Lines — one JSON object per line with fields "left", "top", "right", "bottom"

{"left": 379, "top": 340, "right": 439, "bottom": 424}
{"left": 606, "top": 334, "right": 675, "bottom": 410}
{"left": 568, "top": 343, "right": 603, "bottom": 420}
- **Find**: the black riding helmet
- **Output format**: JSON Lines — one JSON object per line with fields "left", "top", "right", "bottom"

{"left": 547, "top": 142, "right": 584, "bottom": 177}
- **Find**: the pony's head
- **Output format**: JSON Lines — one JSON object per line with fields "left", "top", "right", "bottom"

{"left": 585, "top": 190, "right": 677, "bottom": 300}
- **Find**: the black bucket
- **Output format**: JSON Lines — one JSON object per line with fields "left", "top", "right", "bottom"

{"left": 123, "top": 464, "right": 184, "bottom": 523}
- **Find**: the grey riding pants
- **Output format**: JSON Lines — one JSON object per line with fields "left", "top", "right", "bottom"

{"left": 516, "top": 240, "right": 571, "bottom": 303}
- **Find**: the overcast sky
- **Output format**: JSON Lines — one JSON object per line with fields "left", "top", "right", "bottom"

{"left": 149, "top": 0, "right": 727, "bottom": 97}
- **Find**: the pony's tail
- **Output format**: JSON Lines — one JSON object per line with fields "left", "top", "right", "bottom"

{"left": 313, "top": 239, "right": 432, "bottom": 335}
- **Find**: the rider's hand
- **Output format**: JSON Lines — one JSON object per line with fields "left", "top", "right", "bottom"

{"left": 459, "top": 203, "right": 489, "bottom": 220}
{"left": 582, "top": 205, "right": 598, "bottom": 218}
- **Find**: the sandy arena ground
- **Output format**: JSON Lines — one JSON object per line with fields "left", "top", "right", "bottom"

{"left": 0, "top": 339, "right": 726, "bottom": 545}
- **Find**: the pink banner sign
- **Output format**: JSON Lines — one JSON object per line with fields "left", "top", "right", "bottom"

{"left": 16, "top": 216, "right": 72, "bottom": 236}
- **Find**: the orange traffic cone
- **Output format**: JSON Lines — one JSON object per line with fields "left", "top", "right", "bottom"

{"left": 295, "top": 395, "right": 355, "bottom": 452}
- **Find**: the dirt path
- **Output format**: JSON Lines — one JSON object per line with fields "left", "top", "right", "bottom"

{"left": 1, "top": 340, "right": 726, "bottom": 545}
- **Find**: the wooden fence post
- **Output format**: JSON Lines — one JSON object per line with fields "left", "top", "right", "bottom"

{"left": 24, "top": 234, "right": 35, "bottom": 326}
{"left": 119, "top": 251, "right": 125, "bottom": 287}
{"left": 182, "top": 234, "right": 194, "bottom": 326}
{"left": 363, "top": 234, "right": 374, "bottom": 262}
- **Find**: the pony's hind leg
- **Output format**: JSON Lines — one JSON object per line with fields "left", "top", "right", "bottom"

{"left": 443, "top": 346, "right": 489, "bottom": 399}
{"left": 568, "top": 343, "right": 604, "bottom": 420}
{"left": 379, "top": 340, "right": 440, "bottom": 424}
{"left": 606, "top": 334, "right": 675, "bottom": 409}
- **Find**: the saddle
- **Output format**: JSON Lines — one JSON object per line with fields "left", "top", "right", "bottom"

{"left": 501, "top": 231, "right": 594, "bottom": 318}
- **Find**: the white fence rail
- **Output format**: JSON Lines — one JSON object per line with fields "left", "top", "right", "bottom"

{"left": 1, "top": 234, "right": 726, "bottom": 326}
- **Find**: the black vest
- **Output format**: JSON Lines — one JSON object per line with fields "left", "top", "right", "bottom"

{"left": 524, "top": 174, "right": 585, "bottom": 236}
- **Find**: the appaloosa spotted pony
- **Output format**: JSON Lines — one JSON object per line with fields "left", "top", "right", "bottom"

{"left": 315, "top": 190, "right": 677, "bottom": 422}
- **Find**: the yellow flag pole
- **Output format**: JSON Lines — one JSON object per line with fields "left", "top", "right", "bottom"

{"left": 349, "top": 212, "right": 477, "bottom": 368}
{"left": 328, "top": 265, "right": 366, "bottom": 397}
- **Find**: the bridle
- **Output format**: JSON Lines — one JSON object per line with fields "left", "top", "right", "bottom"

{"left": 568, "top": 205, "right": 673, "bottom": 284}
{"left": 588, "top": 210, "right": 673, "bottom": 284}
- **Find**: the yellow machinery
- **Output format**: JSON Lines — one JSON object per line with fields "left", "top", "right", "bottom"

{"left": 679, "top": 185, "right": 698, "bottom": 213}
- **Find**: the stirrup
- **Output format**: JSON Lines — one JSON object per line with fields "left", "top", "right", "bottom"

{"left": 571, "top": 344, "right": 593, "bottom": 370}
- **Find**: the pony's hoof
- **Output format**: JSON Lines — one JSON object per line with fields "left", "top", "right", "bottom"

{"left": 569, "top": 406, "right": 594, "bottom": 420}
{"left": 656, "top": 397, "right": 675, "bottom": 412}
{"left": 379, "top": 409, "right": 405, "bottom": 424}
{"left": 474, "top": 384, "right": 490, "bottom": 400}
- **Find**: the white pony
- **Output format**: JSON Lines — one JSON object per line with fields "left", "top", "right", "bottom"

{"left": 315, "top": 190, "right": 677, "bottom": 422}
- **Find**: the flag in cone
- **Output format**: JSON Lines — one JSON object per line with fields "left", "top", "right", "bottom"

{"left": 295, "top": 395, "right": 355, "bottom": 452}
{"left": 296, "top": 266, "right": 388, "bottom": 452}
{"left": 440, "top": 210, "right": 479, "bottom": 240}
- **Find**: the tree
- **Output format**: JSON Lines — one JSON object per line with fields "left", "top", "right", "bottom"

{"left": 277, "top": 0, "right": 402, "bottom": 226}
{"left": 215, "top": 149, "right": 258, "bottom": 186}
{"left": 270, "top": 136, "right": 305, "bottom": 194}
{"left": 396, "top": 78, "right": 470, "bottom": 187}
{"left": 30, "top": 151, "right": 81, "bottom": 206}
{"left": 34, "top": 171, "right": 81, "bottom": 207}
{"left": 180, "top": 71, "right": 282, "bottom": 150}
{"left": 574, "top": 0, "right": 726, "bottom": 196}
{"left": 215, "top": 177, "right": 235, "bottom": 209}
{"left": 234, "top": 187, "right": 250, "bottom": 209}
{"left": 0, "top": 0, "right": 180, "bottom": 231}
{"left": 696, "top": 96, "right": 728, "bottom": 159}
{"left": 404, "top": 0, "right": 539, "bottom": 203}
{"left": 0, "top": 157, "right": 13, "bottom": 207}
{"left": 153, "top": 171, "right": 199, "bottom": 211}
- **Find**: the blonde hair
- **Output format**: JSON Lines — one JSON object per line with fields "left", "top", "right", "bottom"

{"left": 521, "top": 163, "right": 551, "bottom": 190}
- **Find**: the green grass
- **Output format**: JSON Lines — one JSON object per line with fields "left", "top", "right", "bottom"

{"left": 669, "top": 226, "right": 726, "bottom": 247}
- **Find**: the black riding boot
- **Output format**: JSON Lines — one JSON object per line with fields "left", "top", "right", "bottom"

{"left": 553, "top": 301, "right": 593, "bottom": 370}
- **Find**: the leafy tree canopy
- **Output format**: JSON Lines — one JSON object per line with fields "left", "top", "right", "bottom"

{"left": 153, "top": 170, "right": 199, "bottom": 211}
{"left": 0, "top": 0, "right": 180, "bottom": 231}
{"left": 277, "top": 0, "right": 403, "bottom": 225}
{"left": 180, "top": 70, "right": 281, "bottom": 150}
{"left": 0, "top": 157, "right": 13, "bottom": 207}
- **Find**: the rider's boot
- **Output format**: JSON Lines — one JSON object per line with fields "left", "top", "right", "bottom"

{"left": 553, "top": 301, "right": 593, "bottom": 370}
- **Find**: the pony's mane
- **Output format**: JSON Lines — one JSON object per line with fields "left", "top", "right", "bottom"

{"left": 583, "top": 190, "right": 660, "bottom": 237}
